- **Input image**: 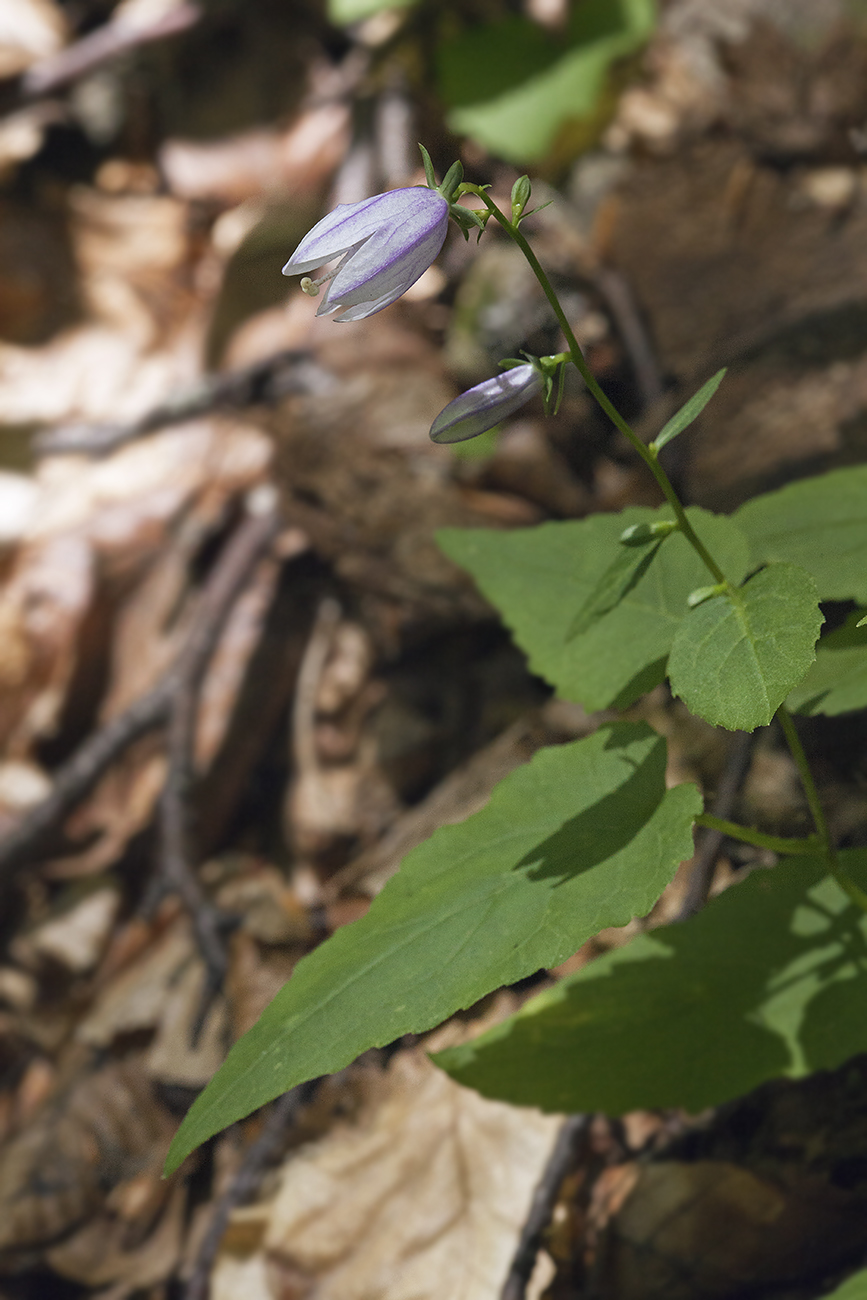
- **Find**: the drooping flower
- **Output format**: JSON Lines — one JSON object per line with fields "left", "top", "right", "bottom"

{"left": 429, "top": 363, "right": 544, "bottom": 444}
{"left": 282, "top": 187, "right": 449, "bottom": 322}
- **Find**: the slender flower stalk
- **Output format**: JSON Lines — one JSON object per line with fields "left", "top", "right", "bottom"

{"left": 430, "top": 363, "right": 544, "bottom": 444}
{"left": 282, "top": 187, "right": 449, "bottom": 322}
{"left": 456, "top": 181, "right": 728, "bottom": 587}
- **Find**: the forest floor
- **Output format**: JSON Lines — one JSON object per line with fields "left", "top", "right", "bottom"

{"left": 1, "top": 1, "right": 867, "bottom": 1297}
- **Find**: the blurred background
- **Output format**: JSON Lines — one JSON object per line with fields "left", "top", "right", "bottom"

{"left": 1, "top": 1, "right": 867, "bottom": 1298}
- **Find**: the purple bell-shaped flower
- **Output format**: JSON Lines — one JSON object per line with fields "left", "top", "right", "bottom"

{"left": 282, "top": 187, "right": 449, "bottom": 323}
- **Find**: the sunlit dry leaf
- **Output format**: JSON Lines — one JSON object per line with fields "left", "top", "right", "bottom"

{"left": 69, "top": 188, "right": 192, "bottom": 337}
{"left": 145, "top": 959, "right": 228, "bottom": 1090}
{"left": 0, "top": 531, "right": 93, "bottom": 754}
{"left": 195, "top": 555, "right": 279, "bottom": 767}
{"left": 0, "top": 758, "right": 51, "bottom": 837}
{"left": 0, "top": 472, "right": 36, "bottom": 547}
{"left": 0, "top": 0, "right": 67, "bottom": 78}
{"left": 113, "top": 0, "right": 193, "bottom": 28}
{"left": 212, "top": 1052, "right": 561, "bottom": 1300}
{"left": 16, "top": 886, "right": 120, "bottom": 973}
{"left": 76, "top": 918, "right": 195, "bottom": 1049}
{"left": 212, "top": 1252, "right": 273, "bottom": 1300}
{"left": 0, "top": 419, "right": 273, "bottom": 874}
{"left": 160, "top": 103, "right": 350, "bottom": 204}
{"left": 0, "top": 186, "right": 204, "bottom": 427}
{"left": 48, "top": 741, "right": 166, "bottom": 879}
{"left": 0, "top": 326, "right": 191, "bottom": 425}
{"left": 0, "top": 105, "right": 59, "bottom": 175}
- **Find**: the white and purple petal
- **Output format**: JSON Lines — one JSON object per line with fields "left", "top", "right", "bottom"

{"left": 429, "top": 364, "right": 543, "bottom": 444}
{"left": 281, "top": 193, "right": 389, "bottom": 277}
{"left": 282, "top": 187, "right": 449, "bottom": 321}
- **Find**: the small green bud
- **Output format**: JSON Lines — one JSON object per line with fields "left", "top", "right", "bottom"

{"left": 620, "top": 520, "right": 678, "bottom": 547}
{"left": 439, "top": 160, "right": 464, "bottom": 203}
{"left": 511, "top": 175, "right": 532, "bottom": 223}
{"left": 687, "top": 583, "right": 727, "bottom": 608}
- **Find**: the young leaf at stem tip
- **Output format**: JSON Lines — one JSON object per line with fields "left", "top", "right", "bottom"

{"left": 651, "top": 368, "right": 727, "bottom": 454}
{"left": 511, "top": 174, "right": 532, "bottom": 224}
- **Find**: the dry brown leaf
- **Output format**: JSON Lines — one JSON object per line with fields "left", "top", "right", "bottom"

{"left": 0, "top": 1060, "right": 177, "bottom": 1263}
{"left": 46, "top": 1181, "right": 186, "bottom": 1291}
{"left": 144, "top": 957, "right": 228, "bottom": 1090}
{"left": 76, "top": 916, "right": 196, "bottom": 1049}
{"left": 0, "top": 417, "right": 274, "bottom": 870}
{"left": 0, "top": 530, "right": 94, "bottom": 754}
{"left": 0, "top": 0, "right": 67, "bottom": 78}
{"left": 195, "top": 554, "right": 280, "bottom": 768}
{"left": 13, "top": 885, "right": 120, "bottom": 973}
{"left": 212, "top": 1051, "right": 562, "bottom": 1300}
{"left": 224, "top": 927, "right": 301, "bottom": 1042}
{"left": 160, "top": 103, "right": 350, "bottom": 205}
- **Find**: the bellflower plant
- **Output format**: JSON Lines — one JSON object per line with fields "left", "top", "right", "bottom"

{"left": 168, "top": 148, "right": 867, "bottom": 1286}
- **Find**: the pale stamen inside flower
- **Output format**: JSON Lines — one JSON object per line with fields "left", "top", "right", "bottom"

{"left": 299, "top": 268, "right": 337, "bottom": 298}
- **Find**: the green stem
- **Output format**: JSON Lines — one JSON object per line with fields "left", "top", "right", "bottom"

{"left": 459, "top": 188, "right": 727, "bottom": 586}
{"left": 777, "top": 705, "right": 833, "bottom": 860}
{"left": 695, "top": 814, "right": 820, "bottom": 857}
{"left": 776, "top": 705, "right": 867, "bottom": 912}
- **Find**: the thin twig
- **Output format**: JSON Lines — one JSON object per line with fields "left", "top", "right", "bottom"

{"left": 0, "top": 680, "right": 171, "bottom": 888}
{"left": 0, "top": 495, "right": 280, "bottom": 891}
{"left": 35, "top": 351, "right": 335, "bottom": 459}
{"left": 500, "top": 1114, "right": 590, "bottom": 1300}
{"left": 678, "top": 730, "right": 755, "bottom": 920}
{"left": 158, "top": 677, "right": 233, "bottom": 1042}
{"left": 183, "top": 1082, "right": 320, "bottom": 1300}
{"left": 142, "top": 497, "right": 283, "bottom": 1035}
{"left": 16, "top": 5, "right": 202, "bottom": 103}
{"left": 593, "top": 266, "right": 664, "bottom": 412}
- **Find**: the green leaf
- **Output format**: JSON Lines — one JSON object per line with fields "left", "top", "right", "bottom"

{"left": 667, "top": 563, "right": 823, "bottom": 730}
{"left": 435, "top": 852, "right": 867, "bottom": 1115}
{"left": 650, "top": 368, "right": 727, "bottom": 452}
{"left": 788, "top": 610, "right": 867, "bottom": 716}
{"left": 567, "top": 538, "right": 664, "bottom": 639}
{"left": 438, "top": 0, "right": 656, "bottom": 164}
{"left": 165, "top": 723, "right": 700, "bottom": 1174}
{"left": 419, "top": 143, "right": 436, "bottom": 189}
{"left": 821, "top": 1270, "right": 867, "bottom": 1300}
{"left": 438, "top": 507, "right": 749, "bottom": 712}
{"left": 735, "top": 465, "right": 867, "bottom": 603}
{"left": 328, "top": 0, "right": 416, "bottom": 21}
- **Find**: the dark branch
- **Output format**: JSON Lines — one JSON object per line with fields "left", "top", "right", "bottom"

{"left": 17, "top": 6, "right": 201, "bottom": 102}
{"left": 183, "top": 1082, "right": 320, "bottom": 1300}
{"left": 500, "top": 1114, "right": 589, "bottom": 1300}
{"left": 35, "top": 351, "right": 335, "bottom": 458}
{"left": 678, "top": 730, "right": 755, "bottom": 920}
